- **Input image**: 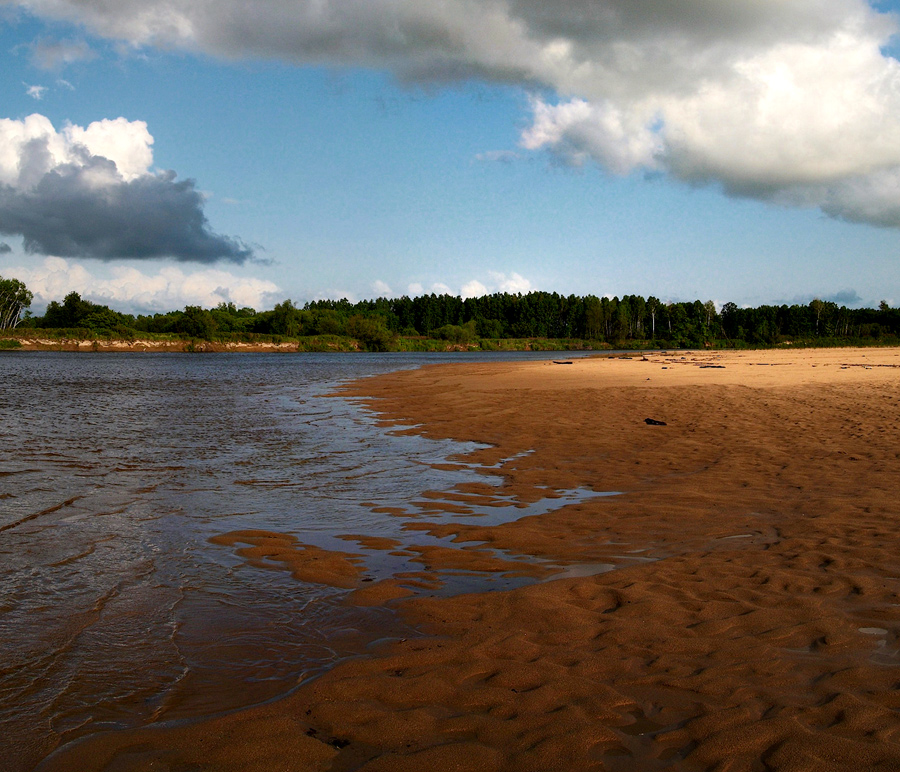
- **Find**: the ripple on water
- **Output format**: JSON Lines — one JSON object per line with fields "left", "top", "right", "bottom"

{"left": 0, "top": 351, "right": 604, "bottom": 771}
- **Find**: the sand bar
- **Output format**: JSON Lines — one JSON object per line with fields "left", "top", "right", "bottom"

{"left": 41, "top": 347, "right": 900, "bottom": 771}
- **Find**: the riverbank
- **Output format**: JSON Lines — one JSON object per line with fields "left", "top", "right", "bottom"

{"left": 0, "top": 336, "right": 311, "bottom": 352}
{"left": 0, "top": 334, "right": 601, "bottom": 353}
{"left": 40, "top": 347, "right": 900, "bottom": 771}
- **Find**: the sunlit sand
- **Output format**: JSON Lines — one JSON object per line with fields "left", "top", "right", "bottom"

{"left": 44, "top": 347, "right": 900, "bottom": 772}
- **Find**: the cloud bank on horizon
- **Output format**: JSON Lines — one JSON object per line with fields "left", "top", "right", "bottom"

{"left": 5, "top": 256, "right": 279, "bottom": 312}
{"left": 6, "top": 0, "right": 900, "bottom": 233}
{"left": 0, "top": 113, "right": 253, "bottom": 263}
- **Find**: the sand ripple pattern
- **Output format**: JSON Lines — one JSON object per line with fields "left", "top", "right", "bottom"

{"left": 1, "top": 352, "right": 592, "bottom": 771}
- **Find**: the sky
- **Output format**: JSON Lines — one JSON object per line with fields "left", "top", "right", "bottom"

{"left": 2, "top": 1, "right": 900, "bottom": 314}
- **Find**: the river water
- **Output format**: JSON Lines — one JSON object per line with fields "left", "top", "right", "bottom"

{"left": 0, "top": 351, "right": 603, "bottom": 771}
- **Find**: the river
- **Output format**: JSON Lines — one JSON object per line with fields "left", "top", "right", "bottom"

{"left": 0, "top": 351, "right": 599, "bottom": 771}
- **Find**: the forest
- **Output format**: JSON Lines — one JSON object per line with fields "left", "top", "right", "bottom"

{"left": 1, "top": 273, "right": 899, "bottom": 351}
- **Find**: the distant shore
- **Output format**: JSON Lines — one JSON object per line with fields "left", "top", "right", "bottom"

{"left": 4, "top": 333, "right": 900, "bottom": 355}
{"left": 2, "top": 336, "right": 304, "bottom": 353}
{"left": 0, "top": 334, "right": 597, "bottom": 353}
{"left": 37, "top": 347, "right": 900, "bottom": 771}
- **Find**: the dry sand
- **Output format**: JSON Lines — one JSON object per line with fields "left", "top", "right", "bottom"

{"left": 40, "top": 347, "right": 900, "bottom": 771}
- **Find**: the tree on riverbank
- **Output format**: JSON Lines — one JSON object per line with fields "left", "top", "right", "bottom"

{"left": 0, "top": 275, "right": 32, "bottom": 330}
{"left": 11, "top": 286, "right": 900, "bottom": 350}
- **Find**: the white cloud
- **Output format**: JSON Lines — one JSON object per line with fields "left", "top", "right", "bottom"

{"left": 25, "top": 84, "right": 47, "bottom": 100}
{"left": 461, "top": 279, "right": 487, "bottom": 298}
{"left": 64, "top": 116, "right": 154, "bottom": 181}
{"left": 521, "top": 97, "right": 663, "bottom": 174}
{"left": 10, "top": 0, "right": 900, "bottom": 227}
{"left": 489, "top": 270, "right": 533, "bottom": 294}
{"left": 0, "top": 113, "right": 152, "bottom": 187}
{"left": 0, "top": 113, "right": 251, "bottom": 262}
{"left": 372, "top": 279, "right": 392, "bottom": 295}
{"left": 407, "top": 272, "right": 536, "bottom": 299}
{"left": 5, "top": 257, "right": 281, "bottom": 312}
{"left": 407, "top": 273, "right": 534, "bottom": 298}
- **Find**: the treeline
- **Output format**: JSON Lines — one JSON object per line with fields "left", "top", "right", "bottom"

{"left": 7, "top": 288, "right": 900, "bottom": 350}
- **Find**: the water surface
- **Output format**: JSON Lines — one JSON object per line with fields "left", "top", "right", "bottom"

{"left": 1, "top": 351, "right": 599, "bottom": 770}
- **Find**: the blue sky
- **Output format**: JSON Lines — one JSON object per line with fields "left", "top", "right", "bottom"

{"left": 2, "top": 1, "right": 900, "bottom": 312}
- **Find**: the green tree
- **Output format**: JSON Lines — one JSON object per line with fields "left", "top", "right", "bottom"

{"left": 703, "top": 300, "right": 716, "bottom": 328}
{"left": 666, "top": 302, "right": 690, "bottom": 340}
{"left": 614, "top": 297, "right": 632, "bottom": 340}
{"left": 270, "top": 300, "right": 301, "bottom": 336}
{"left": 583, "top": 296, "right": 602, "bottom": 339}
{"left": 307, "top": 309, "right": 344, "bottom": 336}
{"left": 210, "top": 302, "right": 255, "bottom": 333}
{"left": 476, "top": 317, "right": 505, "bottom": 338}
{"left": 810, "top": 298, "right": 825, "bottom": 336}
{"left": 176, "top": 306, "right": 217, "bottom": 339}
{"left": 42, "top": 291, "right": 91, "bottom": 328}
{"left": 720, "top": 302, "right": 740, "bottom": 339}
{"left": 434, "top": 320, "right": 477, "bottom": 344}
{"left": 346, "top": 315, "right": 394, "bottom": 351}
{"left": 646, "top": 296, "right": 661, "bottom": 339}
{"left": 0, "top": 276, "right": 33, "bottom": 330}
{"left": 631, "top": 295, "right": 647, "bottom": 337}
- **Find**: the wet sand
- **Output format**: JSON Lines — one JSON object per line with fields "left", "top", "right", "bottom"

{"left": 40, "top": 348, "right": 900, "bottom": 771}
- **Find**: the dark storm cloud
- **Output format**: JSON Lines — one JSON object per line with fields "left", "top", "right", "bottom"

{"left": 0, "top": 155, "right": 252, "bottom": 263}
{"left": 0, "top": 242, "right": 11, "bottom": 253}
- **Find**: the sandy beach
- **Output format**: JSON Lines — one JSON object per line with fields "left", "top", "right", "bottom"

{"left": 41, "top": 347, "right": 900, "bottom": 771}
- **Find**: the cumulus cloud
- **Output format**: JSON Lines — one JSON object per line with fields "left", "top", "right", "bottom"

{"left": 0, "top": 114, "right": 252, "bottom": 262}
{"left": 461, "top": 279, "right": 487, "bottom": 298}
{"left": 372, "top": 279, "right": 392, "bottom": 295}
{"left": 6, "top": 256, "right": 280, "bottom": 313}
{"left": 407, "top": 281, "right": 468, "bottom": 297}
{"left": 12, "top": 0, "right": 900, "bottom": 227}
{"left": 411, "top": 272, "right": 536, "bottom": 299}
{"left": 521, "top": 98, "right": 663, "bottom": 173}
{"left": 490, "top": 271, "right": 533, "bottom": 294}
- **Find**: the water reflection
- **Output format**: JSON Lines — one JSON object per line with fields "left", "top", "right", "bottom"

{"left": 3, "top": 351, "right": 614, "bottom": 770}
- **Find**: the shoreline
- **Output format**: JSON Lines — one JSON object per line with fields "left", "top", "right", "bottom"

{"left": 39, "top": 347, "right": 900, "bottom": 771}
{"left": 1, "top": 337, "right": 305, "bottom": 352}
{"left": 4, "top": 334, "right": 900, "bottom": 355}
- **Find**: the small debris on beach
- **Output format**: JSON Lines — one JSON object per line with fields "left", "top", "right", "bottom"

{"left": 644, "top": 418, "right": 667, "bottom": 426}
